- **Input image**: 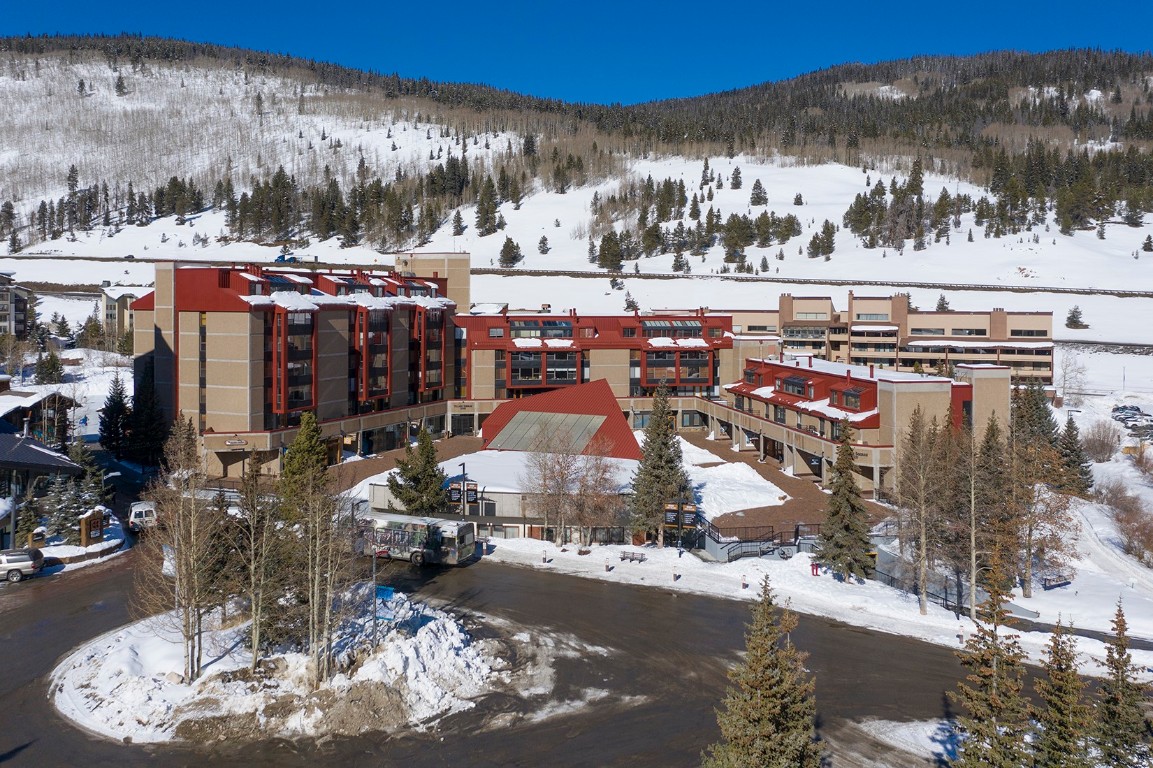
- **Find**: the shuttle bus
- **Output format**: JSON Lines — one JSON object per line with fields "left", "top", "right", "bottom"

{"left": 358, "top": 511, "right": 476, "bottom": 566}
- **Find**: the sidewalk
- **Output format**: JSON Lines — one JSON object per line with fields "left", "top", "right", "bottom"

{"left": 328, "top": 436, "right": 485, "bottom": 492}
{"left": 679, "top": 432, "right": 886, "bottom": 534}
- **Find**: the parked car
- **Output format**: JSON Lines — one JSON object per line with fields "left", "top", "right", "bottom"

{"left": 0, "top": 548, "right": 45, "bottom": 582}
{"left": 127, "top": 501, "right": 158, "bottom": 533}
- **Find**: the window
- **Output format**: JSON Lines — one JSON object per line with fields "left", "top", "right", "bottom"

{"left": 855, "top": 313, "right": 889, "bottom": 321}
{"left": 1009, "top": 329, "right": 1047, "bottom": 337}
{"left": 773, "top": 405, "right": 786, "bottom": 424}
{"left": 488, "top": 327, "right": 505, "bottom": 338}
{"left": 744, "top": 369, "right": 756, "bottom": 384}
{"left": 708, "top": 327, "right": 722, "bottom": 338}
{"left": 952, "top": 328, "right": 987, "bottom": 336}
{"left": 781, "top": 375, "right": 808, "bottom": 396}
{"left": 910, "top": 327, "right": 945, "bottom": 335}
{"left": 795, "top": 312, "right": 828, "bottom": 320}
{"left": 842, "top": 390, "right": 861, "bottom": 410}
{"left": 622, "top": 327, "right": 637, "bottom": 338}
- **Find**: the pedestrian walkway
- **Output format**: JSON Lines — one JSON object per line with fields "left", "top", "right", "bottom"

{"left": 328, "top": 436, "right": 485, "bottom": 491}
{"left": 678, "top": 432, "right": 886, "bottom": 535}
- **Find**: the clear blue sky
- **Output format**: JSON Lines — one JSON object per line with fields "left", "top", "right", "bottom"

{"left": 4, "top": 1, "right": 1152, "bottom": 105}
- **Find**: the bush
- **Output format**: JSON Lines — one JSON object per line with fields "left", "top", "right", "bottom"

{"left": 1097, "top": 478, "right": 1153, "bottom": 564}
{"left": 1082, "top": 420, "right": 1121, "bottom": 462}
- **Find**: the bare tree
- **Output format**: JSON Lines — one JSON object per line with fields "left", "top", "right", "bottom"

{"left": 570, "top": 437, "right": 627, "bottom": 546}
{"left": 234, "top": 450, "right": 282, "bottom": 672}
{"left": 521, "top": 429, "right": 581, "bottom": 544}
{"left": 133, "top": 418, "right": 229, "bottom": 682}
{"left": 1055, "top": 351, "right": 1087, "bottom": 407}
{"left": 1010, "top": 441, "right": 1079, "bottom": 598}
{"left": 895, "top": 406, "right": 939, "bottom": 615}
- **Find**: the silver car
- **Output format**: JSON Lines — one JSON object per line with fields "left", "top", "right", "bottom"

{"left": 0, "top": 548, "right": 45, "bottom": 582}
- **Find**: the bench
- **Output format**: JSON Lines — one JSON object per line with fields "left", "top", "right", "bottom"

{"left": 620, "top": 551, "right": 648, "bottom": 563}
{"left": 1042, "top": 573, "right": 1073, "bottom": 590}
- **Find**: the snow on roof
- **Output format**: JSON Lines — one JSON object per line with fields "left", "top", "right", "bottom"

{"left": 905, "top": 339, "right": 1053, "bottom": 350}
{"left": 363, "top": 450, "right": 637, "bottom": 496}
{"left": 237, "top": 272, "right": 262, "bottom": 282}
{"left": 469, "top": 303, "right": 507, "bottom": 315}
{"left": 762, "top": 354, "right": 952, "bottom": 384}
{"left": 750, "top": 385, "right": 776, "bottom": 399}
{"left": 0, "top": 390, "right": 51, "bottom": 417}
{"left": 851, "top": 324, "right": 899, "bottom": 332}
{"left": 281, "top": 274, "right": 313, "bottom": 285}
{"left": 646, "top": 337, "right": 711, "bottom": 349}
{"left": 511, "top": 337, "right": 573, "bottom": 348}
{"left": 796, "top": 397, "right": 879, "bottom": 424}
{"left": 513, "top": 337, "right": 542, "bottom": 348}
{"left": 100, "top": 286, "right": 151, "bottom": 300}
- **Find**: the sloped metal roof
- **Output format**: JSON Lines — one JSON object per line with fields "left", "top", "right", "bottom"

{"left": 486, "top": 411, "right": 606, "bottom": 453}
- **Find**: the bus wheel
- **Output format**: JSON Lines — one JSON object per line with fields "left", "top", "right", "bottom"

{"left": 410, "top": 551, "right": 424, "bottom": 566}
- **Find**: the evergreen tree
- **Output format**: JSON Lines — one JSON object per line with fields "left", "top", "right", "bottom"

{"left": 702, "top": 577, "right": 822, "bottom": 768}
{"left": 498, "top": 237, "right": 524, "bottom": 267}
{"left": 1095, "top": 602, "right": 1151, "bottom": 767}
{"left": 1143, "top": 235, "right": 1153, "bottom": 252}
{"left": 936, "top": 293, "right": 950, "bottom": 311}
{"left": 1066, "top": 305, "right": 1088, "bottom": 329}
{"left": 537, "top": 235, "right": 550, "bottom": 254}
{"left": 475, "top": 176, "right": 498, "bottom": 236}
{"left": 749, "top": 179, "right": 768, "bottom": 206}
{"left": 950, "top": 564, "right": 1031, "bottom": 767}
{"left": 130, "top": 358, "right": 169, "bottom": 466}
{"left": 99, "top": 375, "right": 131, "bottom": 459}
{"left": 1011, "top": 383, "right": 1059, "bottom": 449}
{"left": 623, "top": 291, "right": 638, "bottom": 311}
{"left": 451, "top": 210, "right": 465, "bottom": 236}
{"left": 35, "top": 350, "right": 63, "bottom": 384}
{"left": 1033, "top": 620, "right": 1092, "bottom": 768}
{"left": 815, "top": 420, "right": 873, "bottom": 581}
{"left": 1057, "top": 415, "right": 1093, "bottom": 497}
{"left": 386, "top": 427, "right": 448, "bottom": 516}
{"left": 114, "top": 72, "right": 127, "bottom": 96}
{"left": 630, "top": 385, "right": 690, "bottom": 547}
{"left": 598, "top": 230, "right": 623, "bottom": 271}
{"left": 729, "top": 166, "right": 742, "bottom": 190}
{"left": 280, "top": 411, "right": 328, "bottom": 504}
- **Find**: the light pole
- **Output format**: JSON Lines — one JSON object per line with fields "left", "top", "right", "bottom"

{"left": 371, "top": 524, "right": 378, "bottom": 647}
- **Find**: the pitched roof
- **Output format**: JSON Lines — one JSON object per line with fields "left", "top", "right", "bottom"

{"left": 481, "top": 379, "right": 642, "bottom": 461}
{"left": 0, "top": 430, "right": 81, "bottom": 474}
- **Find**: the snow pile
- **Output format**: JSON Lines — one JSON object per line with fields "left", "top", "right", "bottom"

{"left": 51, "top": 591, "right": 495, "bottom": 743}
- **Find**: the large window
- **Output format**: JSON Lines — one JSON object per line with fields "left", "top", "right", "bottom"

{"left": 641, "top": 319, "right": 703, "bottom": 338}
{"left": 910, "top": 327, "right": 945, "bottom": 335}
{"left": 952, "top": 328, "right": 987, "bottom": 336}
{"left": 855, "top": 313, "right": 889, "bottom": 321}
{"left": 1009, "top": 329, "right": 1047, "bottom": 337}
{"left": 796, "top": 312, "right": 828, "bottom": 320}
{"left": 780, "top": 375, "right": 808, "bottom": 396}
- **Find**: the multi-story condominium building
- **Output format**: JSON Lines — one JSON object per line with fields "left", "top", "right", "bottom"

{"left": 717, "top": 354, "right": 1010, "bottom": 494}
{"left": 133, "top": 262, "right": 455, "bottom": 477}
{"left": 713, "top": 292, "right": 1053, "bottom": 385}
{"left": 450, "top": 308, "right": 733, "bottom": 436}
{"left": 0, "top": 272, "right": 33, "bottom": 338}
{"left": 99, "top": 285, "right": 151, "bottom": 338}
{"left": 130, "top": 260, "right": 1036, "bottom": 498}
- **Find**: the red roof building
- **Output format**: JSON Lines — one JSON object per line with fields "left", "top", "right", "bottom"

{"left": 480, "top": 379, "right": 642, "bottom": 461}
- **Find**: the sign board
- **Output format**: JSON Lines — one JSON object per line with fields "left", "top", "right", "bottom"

{"left": 449, "top": 484, "right": 462, "bottom": 503}
{"left": 375, "top": 585, "right": 395, "bottom": 601}
{"left": 466, "top": 482, "right": 478, "bottom": 503}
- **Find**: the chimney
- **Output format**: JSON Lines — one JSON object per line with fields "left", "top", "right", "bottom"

{"left": 845, "top": 369, "right": 851, "bottom": 384}
{"left": 808, "top": 356, "right": 813, "bottom": 368}
{"left": 869, "top": 364, "right": 875, "bottom": 378}
{"left": 22, "top": 416, "right": 29, "bottom": 438}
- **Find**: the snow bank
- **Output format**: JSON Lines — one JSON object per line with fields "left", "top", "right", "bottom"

{"left": 51, "top": 591, "right": 494, "bottom": 743}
